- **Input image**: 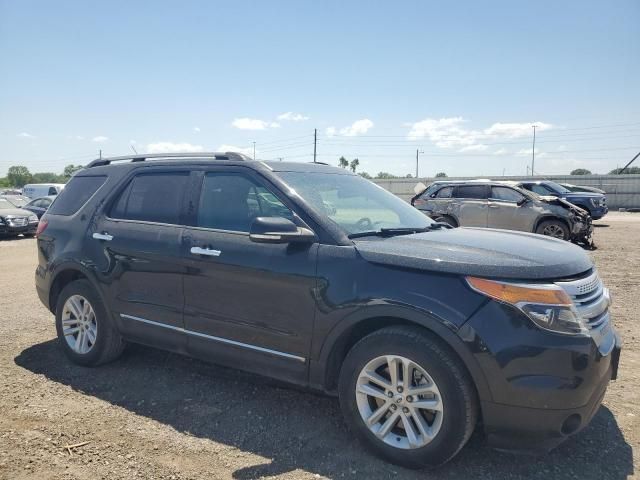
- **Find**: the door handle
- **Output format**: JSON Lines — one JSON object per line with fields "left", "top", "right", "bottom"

{"left": 190, "top": 246, "right": 222, "bottom": 257}
{"left": 92, "top": 232, "right": 114, "bottom": 241}
{"left": 488, "top": 204, "right": 500, "bottom": 208}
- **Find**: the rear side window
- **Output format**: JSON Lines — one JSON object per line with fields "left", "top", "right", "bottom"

{"left": 454, "top": 185, "right": 488, "bottom": 199}
{"left": 48, "top": 176, "right": 107, "bottom": 216}
{"left": 434, "top": 186, "right": 453, "bottom": 198}
{"left": 111, "top": 172, "right": 189, "bottom": 224}
{"left": 48, "top": 187, "right": 58, "bottom": 195}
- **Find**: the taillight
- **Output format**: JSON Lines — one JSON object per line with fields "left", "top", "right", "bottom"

{"left": 35, "top": 219, "right": 48, "bottom": 237}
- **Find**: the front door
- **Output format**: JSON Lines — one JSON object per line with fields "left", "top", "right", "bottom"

{"left": 488, "top": 186, "right": 536, "bottom": 232}
{"left": 181, "top": 168, "right": 318, "bottom": 383}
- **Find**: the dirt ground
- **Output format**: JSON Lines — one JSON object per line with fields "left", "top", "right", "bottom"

{"left": 0, "top": 213, "right": 638, "bottom": 480}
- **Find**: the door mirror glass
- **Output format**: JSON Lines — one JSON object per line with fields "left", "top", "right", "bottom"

{"left": 249, "top": 217, "right": 316, "bottom": 244}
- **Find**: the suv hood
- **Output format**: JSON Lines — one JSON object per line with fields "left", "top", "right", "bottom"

{"left": 564, "top": 192, "right": 604, "bottom": 199}
{"left": 537, "top": 196, "right": 589, "bottom": 217}
{"left": 353, "top": 227, "right": 592, "bottom": 280}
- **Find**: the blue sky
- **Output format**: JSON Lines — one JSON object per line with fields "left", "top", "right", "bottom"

{"left": 1, "top": 0, "right": 638, "bottom": 177}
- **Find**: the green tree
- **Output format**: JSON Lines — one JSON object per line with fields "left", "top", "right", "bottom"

{"left": 570, "top": 168, "right": 592, "bottom": 175}
{"left": 359, "top": 172, "right": 372, "bottom": 179}
{"left": 609, "top": 166, "right": 640, "bottom": 174}
{"left": 349, "top": 158, "right": 360, "bottom": 173}
{"left": 435, "top": 172, "right": 448, "bottom": 178}
{"left": 32, "top": 172, "right": 62, "bottom": 183}
{"left": 375, "top": 172, "right": 398, "bottom": 179}
{"left": 64, "top": 164, "right": 84, "bottom": 178}
{"left": 338, "top": 156, "right": 349, "bottom": 169}
{"left": 0, "top": 177, "right": 10, "bottom": 187}
{"left": 6, "top": 165, "right": 31, "bottom": 187}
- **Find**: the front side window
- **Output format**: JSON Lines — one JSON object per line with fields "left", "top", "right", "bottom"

{"left": 530, "top": 184, "right": 551, "bottom": 196}
{"left": 278, "top": 172, "right": 433, "bottom": 235}
{"left": 490, "top": 186, "right": 525, "bottom": 202}
{"left": 197, "top": 173, "right": 292, "bottom": 232}
{"left": 111, "top": 172, "right": 189, "bottom": 224}
{"left": 454, "top": 185, "right": 488, "bottom": 199}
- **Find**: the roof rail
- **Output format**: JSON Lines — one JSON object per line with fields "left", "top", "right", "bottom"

{"left": 87, "top": 151, "right": 253, "bottom": 168}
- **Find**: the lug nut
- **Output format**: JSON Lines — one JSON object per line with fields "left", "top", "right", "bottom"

{"left": 402, "top": 407, "right": 409, "bottom": 413}
{"left": 406, "top": 395, "right": 413, "bottom": 403}
{"left": 397, "top": 386, "right": 403, "bottom": 393}
{"left": 390, "top": 404, "right": 397, "bottom": 411}
{"left": 387, "top": 391, "right": 394, "bottom": 398}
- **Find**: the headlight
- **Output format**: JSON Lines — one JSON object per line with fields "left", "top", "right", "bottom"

{"left": 28, "top": 215, "right": 38, "bottom": 223}
{"left": 466, "top": 276, "right": 588, "bottom": 335}
{"left": 590, "top": 198, "right": 600, "bottom": 207}
{"left": 0, "top": 217, "right": 4, "bottom": 225}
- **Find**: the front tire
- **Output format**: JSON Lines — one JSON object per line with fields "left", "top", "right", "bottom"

{"left": 535, "top": 219, "right": 570, "bottom": 240}
{"left": 55, "top": 279, "right": 125, "bottom": 366}
{"left": 338, "top": 326, "right": 478, "bottom": 468}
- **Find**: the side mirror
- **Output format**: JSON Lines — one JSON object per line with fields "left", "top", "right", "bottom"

{"left": 249, "top": 217, "right": 316, "bottom": 244}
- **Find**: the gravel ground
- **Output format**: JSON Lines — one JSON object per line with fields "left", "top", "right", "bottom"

{"left": 0, "top": 213, "right": 637, "bottom": 480}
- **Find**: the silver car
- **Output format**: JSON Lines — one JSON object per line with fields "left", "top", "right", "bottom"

{"left": 411, "top": 181, "right": 593, "bottom": 244}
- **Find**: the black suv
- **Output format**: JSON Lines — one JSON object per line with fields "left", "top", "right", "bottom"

{"left": 35, "top": 153, "right": 621, "bottom": 468}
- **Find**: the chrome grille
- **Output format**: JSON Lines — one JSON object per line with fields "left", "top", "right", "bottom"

{"left": 555, "top": 271, "right": 610, "bottom": 330}
{"left": 8, "top": 217, "right": 28, "bottom": 227}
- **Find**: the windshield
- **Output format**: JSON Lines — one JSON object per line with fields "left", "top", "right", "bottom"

{"left": 278, "top": 172, "right": 434, "bottom": 235}
{"left": 545, "top": 181, "right": 570, "bottom": 194}
{"left": 3, "top": 196, "right": 28, "bottom": 207}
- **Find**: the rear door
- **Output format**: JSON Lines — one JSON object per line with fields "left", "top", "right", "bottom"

{"left": 452, "top": 185, "right": 489, "bottom": 227}
{"left": 180, "top": 167, "right": 318, "bottom": 383}
{"left": 90, "top": 168, "right": 192, "bottom": 352}
{"left": 488, "top": 186, "right": 535, "bottom": 232}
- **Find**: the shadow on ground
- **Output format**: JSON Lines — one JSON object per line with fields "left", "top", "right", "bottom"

{"left": 16, "top": 340, "right": 634, "bottom": 480}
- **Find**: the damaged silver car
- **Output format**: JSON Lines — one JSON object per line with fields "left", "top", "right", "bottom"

{"left": 411, "top": 180, "right": 593, "bottom": 246}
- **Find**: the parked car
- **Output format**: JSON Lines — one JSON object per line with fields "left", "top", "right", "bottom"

{"left": 1, "top": 194, "right": 30, "bottom": 208}
{"left": 516, "top": 180, "right": 608, "bottom": 220}
{"left": 412, "top": 180, "right": 593, "bottom": 244}
{"left": 0, "top": 188, "right": 23, "bottom": 196}
{"left": 35, "top": 153, "right": 620, "bottom": 468}
{"left": 559, "top": 183, "right": 606, "bottom": 195}
{"left": 22, "top": 195, "right": 56, "bottom": 219}
{"left": 22, "top": 183, "right": 65, "bottom": 199}
{"left": 0, "top": 197, "right": 39, "bottom": 237}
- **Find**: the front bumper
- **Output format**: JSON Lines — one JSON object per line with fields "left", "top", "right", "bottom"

{"left": 462, "top": 300, "right": 621, "bottom": 453}
{"left": 0, "top": 223, "right": 37, "bottom": 236}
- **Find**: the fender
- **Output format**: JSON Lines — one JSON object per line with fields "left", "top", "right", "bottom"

{"left": 47, "top": 259, "right": 111, "bottom": 317}
{"left": 310, "top": 303, "right": 492, "bottom": 402}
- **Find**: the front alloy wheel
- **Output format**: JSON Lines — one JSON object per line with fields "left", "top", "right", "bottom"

{"left": 355, "top": 355, "right": 443, "bottom": 449}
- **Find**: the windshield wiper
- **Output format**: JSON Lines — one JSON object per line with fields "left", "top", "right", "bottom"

{"left": 347, "top": 223, "right": 452, "bottom": 239}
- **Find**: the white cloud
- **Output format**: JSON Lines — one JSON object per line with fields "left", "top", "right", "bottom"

{"left": 516, "top": 147, "right": 544, "bottom": 157}
{"left": 217, "top": 144, "right": 255, "bottom": 157}
{"left": 407, "top": 117, "right": 553, "bottom": 151}
{"left": 17, "top": 132, "right": 35, "bottom": 138}
{"left": 130, "top": 139, "right": 137, "bottom": 144}
{"left": 325, "top": 126, "right": 337, "bottom": 137}
{"left": 277, "top": 112, "right": 309, "bottom": 122}
{"left": 146, "top": 142, "right": 204, "bottom": 153}
{"left": 493, "top": 148, "right": 509, "bottom": 155}
{"left": 338, "top": 118, "right": 374, "bottom": 136}
{"left": 459, "top": 144, "right": 488, "bottom": 152}
{"left": 92, "top": 136, "right": 109, "bottom": 143}
{"left": 232, "top": 118, "right": 280, "bottom": 130}
{"left": 484, "top": 122, "right": 552, "bottom": 138}
{"left": 193, "top": 127, "right": 201, "bottom": 133}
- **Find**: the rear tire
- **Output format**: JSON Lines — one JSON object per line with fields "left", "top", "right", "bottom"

{"left": 434, "top": 216, "right": 457, "bottom": 228}
{"left": 55, "top": 280, "right": 125, "bottom": 366}
{"left": 338, "top": 326, "right": 477, "bottom": 468}
{"left": 535, "top": 219, "right": 570, "bottom": 240}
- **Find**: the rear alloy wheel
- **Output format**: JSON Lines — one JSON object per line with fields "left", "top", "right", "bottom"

{"left": 55, "top": 279, "right": 125, "bottom": 366}
{"left": 339, "top": 326, "right": 477, "bottom": 468}
{"left": 536, "top": 219, "right": 569, "bottom": 240}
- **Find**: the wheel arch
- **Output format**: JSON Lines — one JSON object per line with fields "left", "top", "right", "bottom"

{"left": 533, "top": 215, "right": 570, "bottom": 233}
{"left": 48, "top": 262, "right": 104, "bottom": 314}
{"left": 314, "top": 307, "right": 491, "bottom": 403}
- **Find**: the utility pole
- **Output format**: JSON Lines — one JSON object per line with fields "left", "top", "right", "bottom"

{"left": 618, "top": 150, "right": 640, "bottom": 174}
{"left": 252, "top": 142, "right": 256, "bottom": 160}
{"left": 99, "top": 149, "right": 102, "bottom": 160}
{"left": 313, "top": 128, "right": 317, "bottom": 163}
{"left": 415, "top": 149, "right": 424, "bottom": 178}
{"left": 531, "top": 125, "right": 537, "bottom": 176}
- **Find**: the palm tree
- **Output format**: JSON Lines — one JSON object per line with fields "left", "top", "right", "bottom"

{"left": 338, "top": 156, "right": 349, "bottom": 168}
{"left": 350, "top": 158, "right": 360, "bottom": 172}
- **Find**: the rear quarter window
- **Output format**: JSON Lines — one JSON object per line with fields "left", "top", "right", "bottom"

{"left": 47, "top": 176, "right": 107, "bottom": 216}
